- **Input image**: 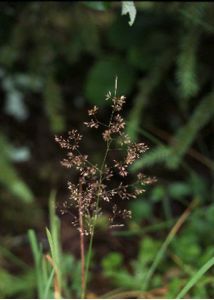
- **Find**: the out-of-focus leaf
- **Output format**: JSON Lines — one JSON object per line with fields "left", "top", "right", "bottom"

{"left": 0, "top": 268, "right": 35, "bottom": 298}
{"left": 44, "top": 75, "right": 66, "bottom": 133}
{"left": 127, "top": 32, "right": 170, "bottom": 71}
{"left": 0, "top": 46, "right": 18, "bottom": 67}
{"left": 121, "top": 1, "right": 137, "bottom": 26}
{"left": 102, "top": 252, "right": 123, "bottom": 271}
{"left": 102, "top": 252, "right": 137, "bottom": 289}
{"left": 132, "top": 93, "right": 214, "bottom": 171}
{"left": 189, "top": 174, "right": 207, "bottom": 200}
{"left": 66, "top": 11, "right": 100, "bottom": 63}
{"left": 4, "top": 89, "right": 28, "bottom": 121}
{"left": 82, "top": 1, "right": 110, "bottom": 11}
{"left": 0, "top": 134, "right": 33, "bottom": 203}
{"left": 150, "top": 185, "right": 166, "bottom": 202}
{"left": 85, "top": 56, "right": 136, "bottom": 105}
{"left": 9, "top": 146, "right": 30, "bottom": 162}
{"left": 28, "top": 229, "right": 44, "bottom": 298}
{"left": 61, "top": 254, "right": 81, "bottom": 297}
{"left": 169, "top": 91, "right": 214, "bottom": 168}
{"left": 168, "top": 182, "right": 192, "bottom": 199}
{"left": 172, "top": 234, "right": 201, "bottom": 265}
{"left": 130, "top": 200, "right": 152, "bottom": 222}
{"left": 166, "top": 278, "right": 184, "bottom": 299}
{"left": 179, "top": 3, "right": 213, "bottom": 33}
{"left": 136, "top": 2, "right": 155, "bottom": 10}
{"left": 2, "top": 73, "right": 42, "bottom": 121}
{"left": 177, "top": 27, "right": 201, "bottom": 101}
{"left": 138, "top": 237, "right": 161, "bottom": 266}
{"left": 107, "top": 17, "right": 142, "bottom": 51}
{"left": 175, "top": 256, "right": 214, "bottom": 299}
{"left": 127, "top": 50, "right": 173, "bottom": 141}
{"left": 14, "top": 74, "right": 43, "bottom": 91}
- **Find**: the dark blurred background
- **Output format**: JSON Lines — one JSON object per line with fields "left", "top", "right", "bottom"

{"left": 0, "top": 2, "right": 214, "bottom": 298}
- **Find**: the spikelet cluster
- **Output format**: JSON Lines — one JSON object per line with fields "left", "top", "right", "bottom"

{"left": 55, "top": 89, "right": 156, "bottom": 235}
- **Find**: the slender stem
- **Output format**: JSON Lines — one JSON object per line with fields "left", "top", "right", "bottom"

{"left": 79, "top": 183, "right": 85, "bottom": 299}
{"left": 84, "top": 229, "right": 94, "bottom": 295}
{"left": 83, "top": 124, "right": 112, "bottom": 298}
{"left": 94, "top": 116, "right": 108, "bottom": 128}
{"left": 95, "top": 94, "right": 116, "bottom": 216}
{"left": 84, "top": 79, "right": 118, "bottom": 296}
{"left": 80, "top": 230, "right": 85, "bottom": 298}
{"left": 83, "top": 140, "right": 110, "bottom": 296}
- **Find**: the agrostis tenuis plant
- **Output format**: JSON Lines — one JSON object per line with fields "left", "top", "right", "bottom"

{"left": 55, "top": 78, "right": 156, "bottom": 298}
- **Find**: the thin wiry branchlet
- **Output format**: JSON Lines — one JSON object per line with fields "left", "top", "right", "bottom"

{"left": 55, "top": 90, "right": 155, "bottom": 235}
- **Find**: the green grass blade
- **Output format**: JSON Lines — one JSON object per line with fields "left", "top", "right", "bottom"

{"left": 141, "top": 229, "right": 173, "bottom": 290}
{"left": 142, "top": 200, "right": 197, "bottom": 291}
{"left": 49, "top": 190, "right": 62, "bottom": 288}
{"left": 112, "top": 219, "right": 175, "bottom": 237}
{"left": 44, "top": 269, "right": 55, "bottom": 299}
{"left": 49, "top": 190, "right": 59, "bottom": 253}
{"left": 42, "top": 256, "right": 50, "bottom": 294}
{"left": 45, "top": 190, "right": 63, "bottom": 298}
{"left": 0, "top": 245, "right": 29, "bottom": 270}
{"left": 46, "top": 228, "right": 55, "bottom": 261}
{"left": 176, "top": 256, "right": 214, "bottom": 299}
{"left": 28, "top": 229, "right": 43, "bottom": 298}
{"left": 29, "top": 191, "right": 63, "bottom": 299}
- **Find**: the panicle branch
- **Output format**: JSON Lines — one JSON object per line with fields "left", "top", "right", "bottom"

{"left": 55, "top": 88, "right": 155, "bottom": 235}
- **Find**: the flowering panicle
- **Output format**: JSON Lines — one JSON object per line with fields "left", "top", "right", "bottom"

{"left": 88, "top": 105, "right": 98, "bottom": 116}
{"left": 112, "top": 95, "right": 126, "bottom": 112}
{"left": 55, "top": 89, "right": 155, "bottom": 235}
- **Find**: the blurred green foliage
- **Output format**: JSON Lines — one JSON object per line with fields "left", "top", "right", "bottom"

{"left": 0, "top": 134, "right": 33, "bottom": 202}
{"left": 102, "top": 208, "right": 214, "bottom": 298}
{"left": 0, "top": 1, "right": 213, "bottom": 298}
{"left": 28, "top": 192, "right": 81, "bottom": 298}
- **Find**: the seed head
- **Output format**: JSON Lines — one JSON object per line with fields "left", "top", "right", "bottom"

{"left": 55, "top": 87, "right": 155, "bottom": 235}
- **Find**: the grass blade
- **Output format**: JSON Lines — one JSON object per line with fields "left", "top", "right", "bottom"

{"left": 44, "top": 269, "right": 55, "bottom": 299}
{"left": 44, "top": 191, "right": 62, "bottom": 298}
{"left": 28, "top": 229, "right": 43, "bottom": 298}
{"left": 176, "top": 256, "right": 214, "bottom": 299}
{"left": 49, "top": 190, "right": 62, "bottom": 290}
{"left": 142, "top": 199, "right": 198, "bottom": 291}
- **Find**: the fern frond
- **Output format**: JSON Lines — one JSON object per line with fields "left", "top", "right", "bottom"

{"left": 131, "top": 145, "right": 171, "bottom": 172}
{"left": 127, "top": 50, "right": 174, "bottom": 141}
{"left": 176, "top": 27, "right": 200, "bottom": 101}
{"left": 179, "top": 3, "right": 214, "bottom": 33}
{"left": 169, "top": 91, "right": 214, "bottom": 168}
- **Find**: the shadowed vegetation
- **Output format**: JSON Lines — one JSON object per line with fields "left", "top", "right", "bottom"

{"left": 0, "top": 2, "right": 213, "bottom": 298}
